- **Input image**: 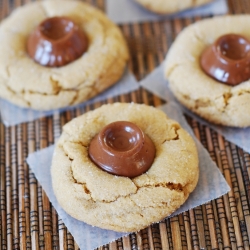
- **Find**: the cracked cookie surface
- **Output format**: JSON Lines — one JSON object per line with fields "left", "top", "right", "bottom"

{"left": 134, "top": 0, "right": 214, "bottom": 14}
{"left": 0, "top": 0, "right": 129, "bottom": 110}
{"left": 164, "top": 15, "right": 250, "bottom": 127}
{"left": 51, "top": 103, "right": 199, "bottom": 232}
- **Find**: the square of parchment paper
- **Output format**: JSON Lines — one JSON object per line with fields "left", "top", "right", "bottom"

{"left": 26, "top": 102, "right": 230, "bottom": 250}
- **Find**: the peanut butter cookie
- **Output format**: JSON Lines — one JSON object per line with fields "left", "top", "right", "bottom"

{"left": 51, "top": 103, "right": 199, "bottom": 232}
{"left": 164, "top": 15, "right": 250, "bottom": 127}
{"left": 134, "top": 0, "right": 214, "bottom": 14}
{"left": 0, "top": 0, "right": 129, "bottom": 110}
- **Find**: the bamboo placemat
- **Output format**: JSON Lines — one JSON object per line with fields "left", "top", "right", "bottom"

{"left": 0, "top": 0, "right": 250, "bottom": 249}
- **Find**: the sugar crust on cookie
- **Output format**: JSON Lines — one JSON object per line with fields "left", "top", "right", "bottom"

{"left": 164, "top": 15, "right": 250, "bottom": 127}
{"left": 51, "top": 103, "right": 199, "bottom": 232}
{"left": 0, "top": 0, "right": 129, "bottom": 110}
{"left": 134, "top": 0, "right": 214, "bottom": 14}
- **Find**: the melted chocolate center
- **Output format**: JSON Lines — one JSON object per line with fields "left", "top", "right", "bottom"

{"left": 200, "top": 33, "right": 250, "bottom": 85}
{"left": 27, "top": 16, "right": 88, "bottom": 67}
{"left": 104, "top": 123, "right": 140, "bottom": 152}
{"left": 89, "top": 121, "right": 156, "bottom": 178}
{"left": 41, "top": 18, "right": 73, "bottom": 40}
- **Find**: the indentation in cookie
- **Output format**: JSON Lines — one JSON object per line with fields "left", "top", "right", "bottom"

{"left": 178, "top": 90, "right": 235, "bottom": 114}
{"left": 68, "top": 91, "right": 80, "bottom": 106}
{"left": 49, "top": 76, "right": 62, "bottom": 94}
{"left": 223, "top": 92, "right": 232, "bottom": 106}
{"left": 192, "top": 31, "right": 205, "bottom": 44}
{"left": 3, "top": 71, "right": 64, "bottom": 95}
{"left": 161, "top": 122, "right": 181, "bottom": 144}
{"left": 70, "top": 166, "right": 92, "bottom": 198}
{"left": 155, "top": 182, "right": 183, "bottom": 191}
{"left": 6, "top": 66, "right": 10, "bottom": 78}
{"left": 83, "top": 185, "right": 90, "bottom": 194}
{"left": 194, "top": 98, "right": 211, "bottom": 109}
{"left": 165, "top": 63, "right": 180, "bottom": 79}
{"left": 170, "top": 124, "right": 180, "bottom": 140}
{"left": 237, "top": 89, "right": 250, "bottom": 95}
{"left": 1, "top": 81, "right": 30, "bottom": 106}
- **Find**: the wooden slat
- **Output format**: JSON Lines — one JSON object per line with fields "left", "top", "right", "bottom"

{"left": 0, "top": 124, "right": 7, "bottom": 250}
{"left": 17, "top": 124, "right": 26, "bottom": 249}
{"left": 5, "top": 126, "right": 12, "bottom": 250}
{"left": 170, "top": 216, "right": 182, "bottom": 249}
{"left": 159, "top": 221, "right": 170, "bottom": 250}
{"left": 27, "top": 121, "right": 39, "bottom": 250}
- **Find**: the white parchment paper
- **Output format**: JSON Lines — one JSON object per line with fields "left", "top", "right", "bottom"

{"left": 140, "top": 64, "right": 250, "bottom": 154}
{"left": 106, "top": 0, "right": 228, "bottom": 24}
{"left": 26, "top": 102, "right": 230, "bottom": 250}
{"left": 0, "top": 69, "right": 138, "bottom": 126}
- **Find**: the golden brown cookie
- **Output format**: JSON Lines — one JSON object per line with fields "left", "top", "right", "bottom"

{"left": 164, "top": 15, "right": 250, "bottom": 127}
{"left": 134, "top": 0, "right": 214, "bottom": 14}
{"left": 0, "top": 0, "right": 129, "bottom": 110}
{"left": 51, "top": 103, "right": 199, "bottom": 232}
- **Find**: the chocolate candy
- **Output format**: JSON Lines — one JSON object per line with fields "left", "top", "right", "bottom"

{"left": 89, "top": 121, "right": 156, "bottom": 178}
{"left": 27, "top": 16, "right": 88, "bottom": 67}
{"left": 200, "top": 34, "right": 250, "bottom": 85}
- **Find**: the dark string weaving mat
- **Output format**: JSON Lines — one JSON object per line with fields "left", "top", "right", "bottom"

{"left": 0, "top": 0, "right": 250, "bottom": 249}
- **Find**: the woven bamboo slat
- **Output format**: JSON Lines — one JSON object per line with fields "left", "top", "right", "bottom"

{"left": 0, "top": 0, "right": 250, "bottom": 249}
